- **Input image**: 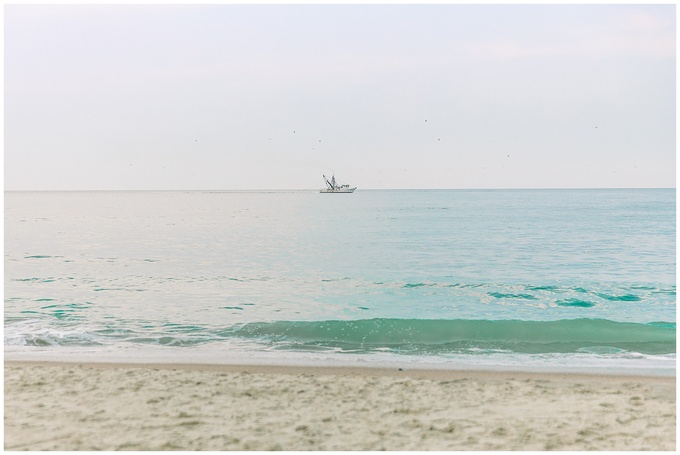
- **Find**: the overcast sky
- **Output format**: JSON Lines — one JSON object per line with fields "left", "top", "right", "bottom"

{"left": 4, "top": 3, "right": 676, "bottom": 190}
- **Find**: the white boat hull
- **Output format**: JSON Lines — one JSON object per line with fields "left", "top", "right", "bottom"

{"left": 320, "top": 187, "right": 356, "bottom": 193}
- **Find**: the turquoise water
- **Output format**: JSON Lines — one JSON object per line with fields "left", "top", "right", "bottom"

{"left": 4, "top": 189, "right": 676, "bottom": 374}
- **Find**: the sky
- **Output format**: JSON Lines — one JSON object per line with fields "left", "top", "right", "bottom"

{"left": 4, "top": 3, "right": 676, "bottom": 190}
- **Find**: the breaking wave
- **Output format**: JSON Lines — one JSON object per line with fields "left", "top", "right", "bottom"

{"left": 226, "top": 318, "right": 674, "bottom": 355}
{"left": 6, "top": 318, "right": 675, "bottom": 356}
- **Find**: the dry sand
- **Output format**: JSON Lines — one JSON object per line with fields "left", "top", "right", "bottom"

{"left": 4, "top": 360, "right": 676, "bottom": 451}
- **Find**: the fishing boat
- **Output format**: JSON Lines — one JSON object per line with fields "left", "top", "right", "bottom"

{"left": 320, "top": 174, "right": 356, "bottom": 193}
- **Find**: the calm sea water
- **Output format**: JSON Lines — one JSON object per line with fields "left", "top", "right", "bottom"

{"left": 4, "top": 189, "right": 676, "bottom": 375}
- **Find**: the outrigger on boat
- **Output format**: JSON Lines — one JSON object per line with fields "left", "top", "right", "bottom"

{"left": 321, "top": 174, "right": 356, "bottom": 193}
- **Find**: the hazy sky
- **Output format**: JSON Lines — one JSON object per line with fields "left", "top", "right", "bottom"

{"left": 5, "top": 3, "right": 676, "bottom": 190}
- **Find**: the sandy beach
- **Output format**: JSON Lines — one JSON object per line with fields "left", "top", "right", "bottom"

{"left": 4, "top": 360, "right": 675, "bottom": 451}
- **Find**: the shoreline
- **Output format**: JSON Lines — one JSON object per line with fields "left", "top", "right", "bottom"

{"left": 5, "top": 359, "right": 676, "bottom": 450}
{"left": 4, "top": 359, "right": 676, "bottom": 383}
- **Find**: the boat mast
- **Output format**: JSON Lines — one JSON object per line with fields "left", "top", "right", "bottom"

{"left": 323, "top": 175, "right": 333, "bottom": 190}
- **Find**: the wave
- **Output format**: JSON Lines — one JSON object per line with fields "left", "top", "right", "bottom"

{"left": 224, "top": 318, "right": 676, "bottom": 355}
{"left": 6, "top": 318, "right": 675, "bottom": 356}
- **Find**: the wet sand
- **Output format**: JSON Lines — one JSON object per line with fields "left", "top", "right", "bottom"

{"left": 4, "top": 360, "right": 676, "bottom": 450}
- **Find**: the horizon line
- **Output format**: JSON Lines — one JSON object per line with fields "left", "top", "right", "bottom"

{"left": 4, "top": 187, "right": 676, "bottom": 192}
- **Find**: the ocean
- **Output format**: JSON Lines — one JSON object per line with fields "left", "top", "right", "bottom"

{"left": 4, "top": 189, "right": 676, "bottom": 375}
